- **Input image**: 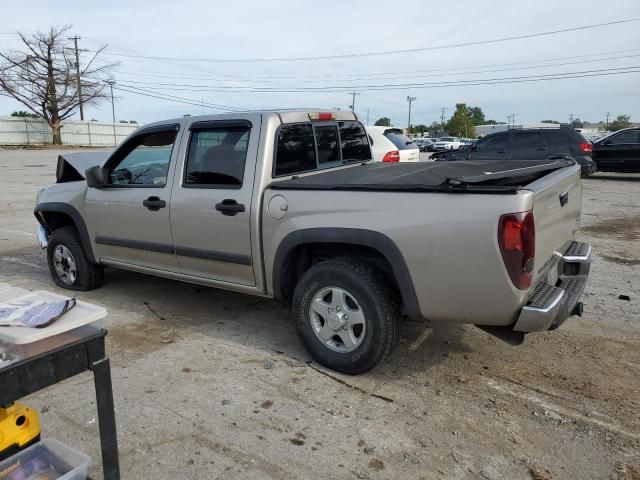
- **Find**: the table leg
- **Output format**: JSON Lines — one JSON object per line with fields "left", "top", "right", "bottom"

{"left": 92, "top": 357, "right": 120, "bottom": 480}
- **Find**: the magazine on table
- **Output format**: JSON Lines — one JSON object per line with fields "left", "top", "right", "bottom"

{"left": 0, "top": 298, "right": 76, "bottom": 328}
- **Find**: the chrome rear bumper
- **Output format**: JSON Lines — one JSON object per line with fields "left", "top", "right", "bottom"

{"left": 513, "top": 241, "right": 591, "bottom": 332}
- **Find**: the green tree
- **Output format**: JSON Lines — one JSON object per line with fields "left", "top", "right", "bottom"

{"left": 469, "top": 106, "right": 485, "bottom": 125}
{"left": 484, "top": 119, "right": 501, "bottom": 125}
{"left": 541, "top": 120, "right": 560, "bottom": 124}
{"left": 11, "top": 110, "right": 39, "bottom": 118}
{"left": 408, "top": 124, "right": 428, "bottom": 135}
{"left": 445, "top": 103, "right": 476, "bottom": 137}
{"left": 607, "top": 114, "right": 631, "bottom": 131}
{"left": 570, "top": 118, "right": 583, "bottom": 128}
{"left": 374, "top": 117, "right": 391, "bottom": 127}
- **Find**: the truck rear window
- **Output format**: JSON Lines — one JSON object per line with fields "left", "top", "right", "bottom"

{"left": 275, "top": 121, "right": 371, "bottom": 176}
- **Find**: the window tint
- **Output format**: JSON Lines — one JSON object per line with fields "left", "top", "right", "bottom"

{"left": 610, "top": 130, "right": 640, "bottom": 144}
{"left": 184, "top": 126, "right": 250, "bottom": 186}
{"left": 384, "top": 132, "right": 416, "bottom": 150}
{"left": 513, "top": 132, "right": 545, "bottom": 149}
{"left": 477, "top": 134, "right": 508, "bottom": 150}
{"left": 339, "top": 121, "right": 371, "bottom": 161}
{"left": 546, "top": 130, "right": 570, "bottom": 146}
{"left": 275, "top": 124, "right": 316, "bottom": 176}
{"left": 315, "top": 125, "right": 340, "bottom": 165}
{"left": 109, "top": 130, "right": 176, "bottom": 186}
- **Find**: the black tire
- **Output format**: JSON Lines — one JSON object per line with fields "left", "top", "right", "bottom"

{"left": 292, "top": 258, "right": 400, "bottom": 375}
{"left": 47, "top": 226, "right": 103, "bottom": 291}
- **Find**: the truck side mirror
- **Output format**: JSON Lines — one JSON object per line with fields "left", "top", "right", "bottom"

{"left": 85, "top": 166, "right": 109, "bottom": 188}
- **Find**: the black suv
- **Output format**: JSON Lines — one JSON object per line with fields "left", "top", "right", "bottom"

{"left": 433, "top": 128, "right": 596, "bottom": 177}
{"left": 592, "top": 127, "right": 640, "bottom": 173}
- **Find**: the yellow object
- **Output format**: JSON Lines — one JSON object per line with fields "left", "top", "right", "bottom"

{"left": 0, "top": 403, "right": 41, "bottom": 460}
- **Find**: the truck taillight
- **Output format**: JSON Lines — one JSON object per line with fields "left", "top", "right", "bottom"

{"left": 498, "top": 210, "right": 535, "bottom": 290}
{"left": 383, "top": 151, "right": 400, "bottom": 162}
{"left": 579, "top": 142, "right": 592, "bottom": 153}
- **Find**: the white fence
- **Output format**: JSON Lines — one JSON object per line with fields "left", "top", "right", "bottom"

{"left": 0, "top": 117, "right": 140, "bottom": 146}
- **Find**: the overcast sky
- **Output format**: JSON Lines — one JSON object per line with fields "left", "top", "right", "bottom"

{"left": 1, "top": 0, "right": 639, "bottom": 126}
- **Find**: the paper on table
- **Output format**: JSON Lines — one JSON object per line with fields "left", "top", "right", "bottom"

{"left": 0, "top": 298, "right": 76, "bottom": 328}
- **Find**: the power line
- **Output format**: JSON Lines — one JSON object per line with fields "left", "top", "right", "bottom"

{"left": 89, "top": 18, "right": 640, "bottom": 64}
{"left": 112, "top": 65, "right": 640, "bottom": 93}
{"left": 113, "top": 84, "right": 243, "bottom": 112}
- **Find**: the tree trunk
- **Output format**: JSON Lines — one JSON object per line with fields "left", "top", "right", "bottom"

{"left": 51, "top": 120, "right": 62, "bottom": 145}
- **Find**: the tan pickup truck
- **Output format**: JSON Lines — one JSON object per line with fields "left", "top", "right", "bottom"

{"left": 34, "top": 109, "right": 591, "bottom": 374}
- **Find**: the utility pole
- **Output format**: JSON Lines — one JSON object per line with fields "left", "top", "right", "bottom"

{"left": 406, "top": 96, "right": 416, "bottom": 132}
{"left": 440, "top": 107, "right": 447, "bottom": 136}
{"left": 68, "top": 36, "right": 85, "bottom": 120}
{"left": 349, "top": 92, "right": 360, "bottom": 112}
{"left": 106, "top": 80, "right": 116, "bottom": 146}
{"left": 511, "top": 113, "right": 516, "bottom": 129}
{"left": 569, "top": 113, "right": 574, "bottom": 124}
{"left": 605, "top": 111, "right": 610, "bottom": 128}
{"left": 366, "top": 109, "right": 370, "bottom": 126}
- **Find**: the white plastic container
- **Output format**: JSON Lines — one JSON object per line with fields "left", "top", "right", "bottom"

{"left": 0, "top": 438, "right": 91, "bottom": 480}
{"left": 0, "top": 290, "right": 106, "bottom": 361}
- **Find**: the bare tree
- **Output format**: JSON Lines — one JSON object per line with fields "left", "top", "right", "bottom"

{"left": 0, "top": 26, "right": 118, "bottom": 144}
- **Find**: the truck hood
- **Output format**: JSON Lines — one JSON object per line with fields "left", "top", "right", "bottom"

{"left": 56, "top": 151, "right": 111, "bottom": 183}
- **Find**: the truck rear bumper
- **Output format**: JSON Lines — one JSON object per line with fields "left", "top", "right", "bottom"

{"left": 513, "top": 241, "right": 591, "bottom": 332}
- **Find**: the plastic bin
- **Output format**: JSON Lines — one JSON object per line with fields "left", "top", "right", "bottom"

{"left": 0, "top": 438, "right": 91, "bottom": 480}
{"left": 0, "top": 291, "right": 106, "bottom": 362}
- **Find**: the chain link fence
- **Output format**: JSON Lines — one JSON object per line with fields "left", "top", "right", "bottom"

{"left": 0, "top": 117, "right": 140, "bottom": 146}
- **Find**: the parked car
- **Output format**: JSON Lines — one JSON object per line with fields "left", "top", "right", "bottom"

{"left": 433, "top": 128, "right": 597, "bottom": 177}
{"left": 433, "top": 136, "right": 462, "bottom": 151}
{"left": 414, "top": 138, "right": 434, "bottom": 152}
{"left": 35, "top": 109, "right": 591, "bottom": 374}
{"left": 592, "top": 127, "right": 640, "bottom": 173}
{"left": 366, "top": 126, "right": 419, "bottom": 162}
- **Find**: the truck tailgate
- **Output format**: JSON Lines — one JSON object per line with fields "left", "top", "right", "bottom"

{"left": 528, "top": 163, "right": 582, "bottom": 283}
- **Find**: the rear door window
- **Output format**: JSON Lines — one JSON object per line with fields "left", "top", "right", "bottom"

{"left": 513, "top": 131, "right": 546, "bottom": 149}
{"left": 384, "top": 131, "right": 416, "bottom": 150}
{"left": 477, "top": 134, "right": 508, "bottom": 151}
{"left": 184, "top": 125, "right": 250, "bottom": 187}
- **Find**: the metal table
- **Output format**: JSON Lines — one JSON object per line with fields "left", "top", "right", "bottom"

{"left": 0, "top": 330, "right": 120, "bottom": 480}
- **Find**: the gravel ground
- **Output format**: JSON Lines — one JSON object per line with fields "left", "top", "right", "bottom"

{"left": 0, "top": 148, "right": 638, "bottom": 480}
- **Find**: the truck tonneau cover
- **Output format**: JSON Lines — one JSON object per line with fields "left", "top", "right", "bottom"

{"left": 269, "top": 159, "right": 574, "bottom": 193}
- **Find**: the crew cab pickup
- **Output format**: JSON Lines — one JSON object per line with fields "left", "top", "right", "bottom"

{"left": 34, "top": 110, "right": 592, "bottom": 374}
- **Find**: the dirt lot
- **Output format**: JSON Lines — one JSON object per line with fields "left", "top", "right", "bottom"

{"left": 1, "top": 149, "right": 639, "bottom": 479}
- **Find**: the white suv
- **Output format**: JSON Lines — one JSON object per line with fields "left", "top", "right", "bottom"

{"left": 433, "top": 136, "right": 462, "bottom": 151}
{"left": 366, "top": 127, "right": 420, "bottom": 162}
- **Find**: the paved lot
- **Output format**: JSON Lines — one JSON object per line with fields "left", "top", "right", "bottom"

{"left": 1, "top": 148, "right": 639, "bottom": 479}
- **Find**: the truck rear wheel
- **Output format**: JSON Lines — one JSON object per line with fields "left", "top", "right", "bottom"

{"left": 47, "top": 226, "right": 103, "bottom": 291}
{"left": 292, "top": 258, "right": 399, "bottom": 374}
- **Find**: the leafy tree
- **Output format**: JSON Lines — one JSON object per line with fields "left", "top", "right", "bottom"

{"left": 541, "top": 120, "right": 560, "bottom": 124}
{"left": 445, "top": 103, "right": 476, "bottom": 137}
{"left": 570, "top": 118, "right": 583, "bottom": 128}
{"left": 129, "top": 120, "right": 138, "bottom": 124}
{"left": 119, "top": 120, "right": 129, "bottom": 123}
{"left": 484, "top": 119, "right": 501, "bottom": 125}
{"left": 374, "top": 117, "right": 391, "bottom": 127}
{"left": 0, "top": 26, "right": 118, "bottom": 144}
{"left": 11, "top": 110, "right": 38, "bottom": 118}
{"left": 408, "top": 124, "right": 428, "bottom": 135}
{"left": 607, "top": 114, "right": 631, "bottom": 131}
{"left": 469, "top": 106, "right": 485, "bottom": 125}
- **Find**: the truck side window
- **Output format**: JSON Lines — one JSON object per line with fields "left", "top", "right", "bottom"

{"left": 275, "top": 124, "right": 316, "bottom": 176}
{"left": 184, "top": 126, "right": 250, "bottom": 187}
{"left": 340, "top": 121, "right": 372, "bottom": 161}
{"left": 109, "top": 130, "right": 177, "bottom": 186}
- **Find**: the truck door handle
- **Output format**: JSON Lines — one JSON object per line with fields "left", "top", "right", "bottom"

{"left": 537, "top": 147, "right": 549, "bottom": 151}
{"left": 143, "top": 196, "right": 166, "bottom": 211}
{"left": 215, "top": 199, "right": 245, "bottom": 216}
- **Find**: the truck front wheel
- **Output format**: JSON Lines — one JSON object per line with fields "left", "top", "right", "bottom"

{"left": 292, "top": 258, "right": 399, "bottom": 374}
{"left": 47, "top": 226, "right": 104, "bottom": 291}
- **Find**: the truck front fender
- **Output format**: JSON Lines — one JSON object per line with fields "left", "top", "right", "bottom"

{"left": 34, "top": 202, "right": 97, "bottom": 264}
